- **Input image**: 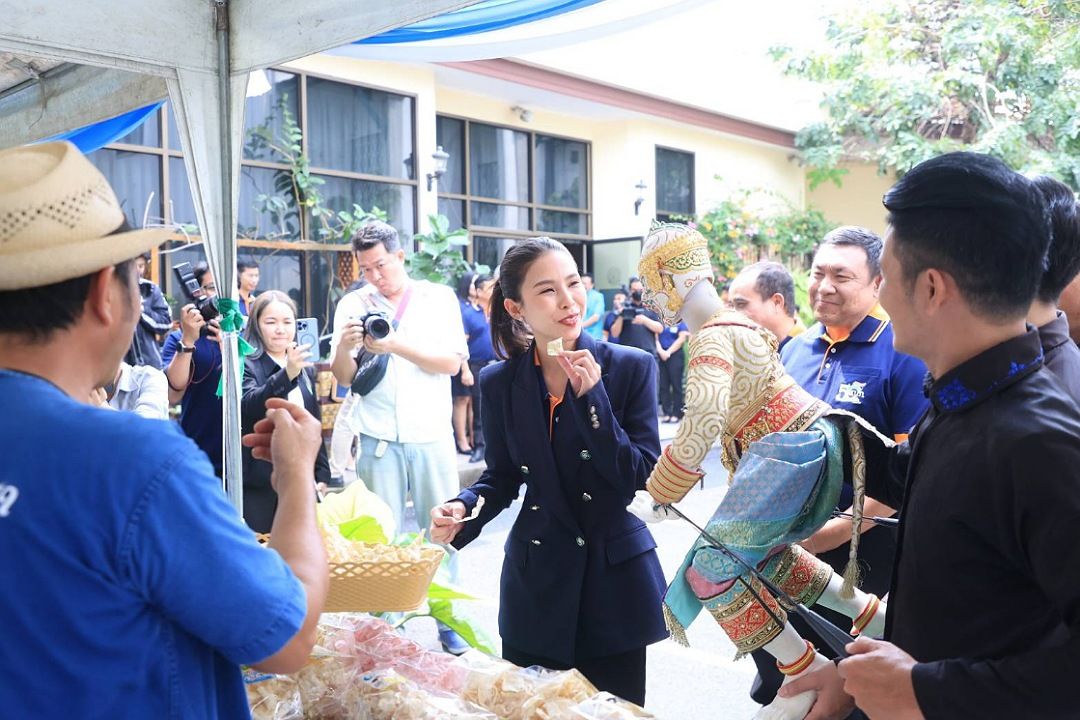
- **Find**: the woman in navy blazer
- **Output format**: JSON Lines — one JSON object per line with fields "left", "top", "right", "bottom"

{"left": 430, "top": 238, "right": 667, "bottom": 705}
{"left": 241, "top": 291, "right": 329, "bottom": 533}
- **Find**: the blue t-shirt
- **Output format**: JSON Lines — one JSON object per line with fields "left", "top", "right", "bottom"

{"left": 659, "top": 321, "right": 689, "bottom": 351}
{"left": 163, "top": 330, "right": 223, "bottom": 474}
{"left": 461, "top": 300, "right": 495, "bottom": 364}
{"left": 584, "top": 289, "right": 605, "bottom": 340}
{"left": 780, "top": 309, "right": 929, "bottom": 439}
{"left": 0, "top": 370, "right": 305, "bottom": 719}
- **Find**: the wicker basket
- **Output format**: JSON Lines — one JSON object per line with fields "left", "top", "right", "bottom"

{"left": 256, "top": 534, "right": 444, "bottom": 613}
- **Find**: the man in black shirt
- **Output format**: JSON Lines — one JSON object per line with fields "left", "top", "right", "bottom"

{"left": 781, "top": 152, "right": 1080, "bottom": 719}
{"left": 1027, "top": 175, "right": 1080, "bottom": 404}
{"left": 609, "top": 277, "right": 663, "bottom": 355}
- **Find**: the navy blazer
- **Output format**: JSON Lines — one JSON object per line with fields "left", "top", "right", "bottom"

{"left": 452, "top": 331, "right": 668, "bottom": 664}
{"left": 241, "top": 352, "right": 330, "bottom": 533}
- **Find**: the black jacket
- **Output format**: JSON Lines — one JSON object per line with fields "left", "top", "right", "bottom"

{"left": 863, "top": 329, "right": 1080, "bottom": 718}
{"left": 241, "top": 352, "right": 329, "bottom": 533}
{"left": 1038, "top": 311, "right": 1080, "bottom": 406}
{"left": 452, "top": 331, "right": 667, "bottom": 665}
{"left": 125, "top": 279, "right": 172, "bottom": 370}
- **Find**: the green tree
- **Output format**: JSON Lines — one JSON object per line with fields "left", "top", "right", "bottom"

{"left": 773, "top": 0, "right": 1080, "bottom": 190}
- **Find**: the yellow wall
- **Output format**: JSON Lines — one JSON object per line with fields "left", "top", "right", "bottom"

{"left": 806, "top": 162, "right": 896, "bottom": 235}
{"left": 283, "top": 54, "right": 860, "bottom": 283}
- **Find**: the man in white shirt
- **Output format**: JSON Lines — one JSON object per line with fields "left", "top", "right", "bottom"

{"left": 330, "top": 221, "right": 469, "bottom": 654}
{"left": 96, "top": 361, "right": 169, "bottom": 420}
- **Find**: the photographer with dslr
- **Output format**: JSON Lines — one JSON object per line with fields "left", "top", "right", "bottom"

{"left": 330, "top": 221, "right": 471, "bottom": 654}
{"left": 162, "top": 263, "right": 225, "bottom": 476}
{"left": 609, "top": 277, "right": 663, "bottom": 357}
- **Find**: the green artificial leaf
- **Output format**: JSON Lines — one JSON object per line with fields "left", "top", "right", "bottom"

{"left": 426, "top": 581, "right": 481, "bottom": 602}
{"left": 337, "top": 516, "right": 389, "bottom": 544}
{"left": 426, "top": 599, "right": 497, "bottom": 655}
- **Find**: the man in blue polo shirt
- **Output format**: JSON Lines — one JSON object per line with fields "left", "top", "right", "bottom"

{"left": 750, "top": 225, "right": 928, "bottom": 713}
{"left": 0, "top": 142, "right": 327, "bottom": 719}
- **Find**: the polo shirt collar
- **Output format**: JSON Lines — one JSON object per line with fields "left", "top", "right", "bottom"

{"left": 813, "top": 304, "right": 890, "bottom": 344}
{"left": 1037, "top": 311, "right": 1073, "bottom": 357}
{"left": 927, "top": 328, "right": 1044, "bottom": 413}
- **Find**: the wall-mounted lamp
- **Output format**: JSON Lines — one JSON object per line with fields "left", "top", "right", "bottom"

{"left": 634, "top": 180, "right": 648, "bottom": 216}
{"left": 511, "top": 105, "right": 533, "bottom": 123}
{"left": 427, "top": 145, "right": 450, "bottom": 191}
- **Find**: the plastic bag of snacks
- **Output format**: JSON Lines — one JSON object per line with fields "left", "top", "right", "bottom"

{"left": 460, "top": 657, "right": 598, "bottom": 720}
{"left": 292, "top": 656, "right": 365, "bottom": 719}
{"left": 569, "top": 692, "right": 658, "bottom": 719}
{"left": 244, "top": 669, "right": 303, "bottom": 720}
{"left": 350, "top": 631, "right": 424, "bottom": 672}
{"left": 355, "top": 669, "right": 497, "bottom": 720}
{"left": 393, "top": 649, "right": 470, "bottom": 694}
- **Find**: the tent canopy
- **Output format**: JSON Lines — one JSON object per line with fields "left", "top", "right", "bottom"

{"left": 0, "top": 0, "right": 481, "bottom": 512}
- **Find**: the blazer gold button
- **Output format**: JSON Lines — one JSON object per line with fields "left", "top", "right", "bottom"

{"left": 576, "top": 537, "right": 585, "bottom": 547}
{"left": 530, "top": 505, "right": 540, "bottom": 511}
{"left": 520, "top": 465, "right": 530, "bottom": 475}
{"left": 589, "top": 405, "right": 596, "bottom": 414}
{"left": 579, "top": 450, "right": 591, "bottom": 461}
{"left": 591, "top": 421, "right": 600, "bottom": 429}
{"left": 532, "top": 539, "right": 542, "bottom": 545}
{"left": 582, "top": 492, "right": 592, "bottom": 502}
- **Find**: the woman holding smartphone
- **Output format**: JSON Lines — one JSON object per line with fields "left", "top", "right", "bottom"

{"left": 430, "top": 238, "right": 666, "bottom": 705}
{"left": 241, "top": 291, "right": 330, "bottom": 532}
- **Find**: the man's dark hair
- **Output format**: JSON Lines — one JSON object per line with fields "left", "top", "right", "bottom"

{"left": 351, "top": 221, "right": 401, "bottom": 254}
{"left": 819, "top": 226, "right": 883, "bottom": 278}
{"left": 883, "top": 152, "right": 1050, "bottom": 320}
{"left": 581, "top": 272, "right": 594, "bottom": 282}
{"left": 1032, "top": 175, "right": 1080, "bottom": 304}
{"left": 745, "top": 261, "right": 797, "bottom": 318}
{"left": 628, "top": 276, "right": 641, "bottom": 286}
{"left": 0, "top": 258, "right": 137, "bottom": 341}
{"left": 193, "top": 263, "right": 212, "bottom": 287}
{"left": 237, "top": 259, "right": 259, "bottom": 274}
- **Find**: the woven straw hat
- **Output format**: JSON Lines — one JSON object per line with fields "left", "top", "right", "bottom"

{"left": 0, "top": 141, "right": 172, "bottom": 290}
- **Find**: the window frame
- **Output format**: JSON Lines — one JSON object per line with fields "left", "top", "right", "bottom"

{"left": 654, "top": 145, "right": 696, "bottom": 220}
{"left": 436, "top": 113, "right": 593, "bottom": 262}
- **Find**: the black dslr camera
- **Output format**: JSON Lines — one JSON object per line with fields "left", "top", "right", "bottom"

{"left": 620, "top": 305, "right": 645, "bottom": 321}
{"left": 172, "top": 262, "right": 221, "bottom": 325}
{"left": 358, "top": 311, "right": 392, "bottom": 340}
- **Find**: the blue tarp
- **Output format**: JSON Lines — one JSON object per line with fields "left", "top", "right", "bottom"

{"left": 354, "top": 0, "right": 602, "bottom": 44}
{"left": 46, "top": 101, "right": 163, "bottom": 154}
{"left": 51, "top": 0, "right": 602, "bottom": 154}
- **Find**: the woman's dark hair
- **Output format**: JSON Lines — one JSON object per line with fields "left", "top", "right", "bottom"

{"left": 490, "top": 237, "right": 571, "bottom": 359}
{"left": 1032, "top": 175, "right": 1080, "bottom": 304}
{"left": 244, "top": 290, "right": 297, "bottom": 359}
{"left": 456, "top": 271, "right": 477, "bottom": 302}
{"left": 883, "top": 151, "right": 1050, "bottom": 321}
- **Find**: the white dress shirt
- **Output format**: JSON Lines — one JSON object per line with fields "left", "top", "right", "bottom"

{"left": 108, "top": 362, "right": 169, "bottom": 420}
{"left": 331, "top": 280, "right": 466, "bottom": 444}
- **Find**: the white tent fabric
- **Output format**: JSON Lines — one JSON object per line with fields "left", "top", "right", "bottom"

{"left": 0, "top": 0, "right": 478, "bottom": 512}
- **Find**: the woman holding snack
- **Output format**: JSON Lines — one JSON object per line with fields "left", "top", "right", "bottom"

{"left": 430, "top": 238, "right": 666, "bottom": 705}
{"left": 241, "top": 291, "right": 330, "bottom": 533}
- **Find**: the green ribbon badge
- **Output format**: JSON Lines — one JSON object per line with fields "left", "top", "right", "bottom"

{"left": 215, "top": 297, "right": 255, "bottom": 398}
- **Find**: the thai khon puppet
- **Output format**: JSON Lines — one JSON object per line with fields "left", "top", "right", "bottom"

{"left": 631, "top": 221, "right": 892, "bottom": 720}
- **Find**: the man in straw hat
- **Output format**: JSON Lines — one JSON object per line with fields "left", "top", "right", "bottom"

{"left": 0, "top": 141, "right": 327, "bottom": 717}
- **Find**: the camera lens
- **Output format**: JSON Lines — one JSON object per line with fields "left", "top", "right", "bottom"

{"left": 364, "top": 314, "right": 391, "bottom": 340}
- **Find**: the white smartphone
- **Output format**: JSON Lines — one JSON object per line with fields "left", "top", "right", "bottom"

{"left": 295, "top": 317, "right": 320, "bottom": 359}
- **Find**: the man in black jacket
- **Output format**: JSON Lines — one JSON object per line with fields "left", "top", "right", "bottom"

{"left": 125, "top": 252, "right": 173, "bottom": 369}
{"left": 782, "top": 152, "right": 1080, "bottom": 719}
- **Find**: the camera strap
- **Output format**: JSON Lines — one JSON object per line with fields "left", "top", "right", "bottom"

{"left": 390, "top": 285, "right": 414, "bottom": 329}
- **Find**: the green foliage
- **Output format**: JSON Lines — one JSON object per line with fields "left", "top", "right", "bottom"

{"left": 407, "top": 213, "right": 490, "bottom": 287}
{"left": 693, "top": 187, "right": 837, "bottom": 280}
{"left": 773, "top": 0, "right": 1080, "bottom": 189}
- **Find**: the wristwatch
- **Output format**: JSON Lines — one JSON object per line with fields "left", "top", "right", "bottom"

{"left": 178, "top": 342, "right": 196, "bottom": 353}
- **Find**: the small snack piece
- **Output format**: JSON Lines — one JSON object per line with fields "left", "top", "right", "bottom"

{"left": 452, "top": 495, "right": 486, "bottom": 524}
{"left": 546, "top": 337, "right": 564, "bottom": 356}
